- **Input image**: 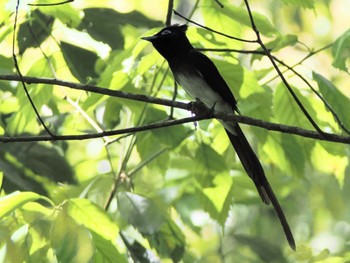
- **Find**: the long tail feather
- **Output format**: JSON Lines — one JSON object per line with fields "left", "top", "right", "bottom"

{"left": 225, "top": 125, "right": 296, "bottom": 250}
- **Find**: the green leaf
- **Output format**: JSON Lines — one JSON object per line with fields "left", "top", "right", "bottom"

{"left": 147, "top": 219, "right": 185, "bottom": 262}
{"left": 17, "top": 10, "right": 54, "bottom": 54}
{"left": 51, "top": 210, "right": 94, "bottom": 263}
{"left": 117, "top": 192, "right": 166, "bottom": 234}
{"left": 252, "top": 34, "right": 298, "bottom": 62}
{"left": 79, "top": 8, "right": 124, "bottom": 50}
{"left": 279, "top": 0, "right": 314, "bottom": 8}
{"left": 220, "top": 4, "right": 277, "bottom": 37}
{"left": 193, "top": 142, "right": 227, "bottom": 186}
{"left": 63, "top": 198, "right": 119, "bottom": 241}
{"left": 235, "top": 234, "right": 285, "bottom": 262}
{"left": 201, "top": 0, "right": 243, "bottom": 47}
{"left": 200, "top": 173, "right": 234, "bottom": 225}
{"left": 103, "top": 98, "right": 122, "bottom": 129}
{"left": 280, "top": 134, "right": 305, "bottom": 176}
{"left": 202, "top": 0, "right": 277, "bottom": 37}
{"left": 332, "top": 28, "right": 350, "bottom": 73}
{"left": 120, "top": 232, "right": 151, "bottom": 263}
{"left": 273, "top": 83, "right": 314, "bottom": 129}
{"left": 60, "top": 41, "right": 98, "bottom": 83}
{"left": 90, "top": 231, "right": 127, "bottom": 263}
{"left": 0, "top": 54, "right": 14, "bottom": 74}
{"left": 263, "top": 133, "right": 291, "bottom": 175}
{"left": 313, "top": 72, "right": 350, "bottom": 130}
{"left": 39, "top": 1, "right": 80, "bottom": 27}
{"left": 0, "top": 191, "right": 47, "bottom": 218}
{"left": 80, "top": 9, "right": 162, "bottom": 49}
{"left": 0, "top": 143, "right": 75, "bottom": 189}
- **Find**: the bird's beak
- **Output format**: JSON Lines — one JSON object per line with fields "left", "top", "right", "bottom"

{"left": 141, "top": 35, "right": 157, "bottom": 42}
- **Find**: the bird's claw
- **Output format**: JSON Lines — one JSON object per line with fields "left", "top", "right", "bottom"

{"left": 187, "top": 99, "right": 215, "bottom": 118}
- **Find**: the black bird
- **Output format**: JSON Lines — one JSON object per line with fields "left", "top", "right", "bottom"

{"left": 142, "top": 24, "right": 295, "bottom": 250}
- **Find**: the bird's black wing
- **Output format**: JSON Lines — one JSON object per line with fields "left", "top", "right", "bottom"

{"left": 189, "top": 49, "right": 238, "bottom": 112}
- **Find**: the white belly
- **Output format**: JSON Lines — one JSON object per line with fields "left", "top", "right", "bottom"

{"left": 175, "top": 72, "right": 233, "bottom": 115}
{"left": 175, "top": 72, "right": 237, "bottom": 135}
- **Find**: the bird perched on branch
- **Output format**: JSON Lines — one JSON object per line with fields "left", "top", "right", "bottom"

{"left": 142, "top": 24, "right": 295, "bottom": 250}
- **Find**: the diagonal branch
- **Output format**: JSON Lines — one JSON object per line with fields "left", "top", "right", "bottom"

{"left": 243, "top": 0, "right": 324, "bottom": 135}
{"left": 12, "top": 0, "right": 55, "bottom": 138}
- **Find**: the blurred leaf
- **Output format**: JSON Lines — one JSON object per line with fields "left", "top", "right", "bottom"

{"left": 0, "top": 142, "right": 75, "bottom": 184}
{"left": 117, "top": 192, "right": 166, "bottom": 234}
{"left": 60, "top": 41, "right": 98, "bottom": 83}
{"left": 201, "top": 0, "right": 243, "bottom": 47}
{"left": 51, "top": 210, "right": 94, "bottom": 263}
{"left": 17, "top": 9, "right": 54, "bottom": 54}
{"left": 267, "top": 34, "right": 298, "bottom": 51}
{"left": 193, "top": 143, "right": 227, "bottom": 186}
{"left": 252, "top": 34, "right": 298, "bottom": 61}
{"left": 6, "top": 84, "right": 53, "bottom": 135}
{"left": 263, "top": 133, "right": 291, "bottom": 175}
{"left": 279, "top": 0, "right": 314, "bottom": 8}
{"left": 273, "top": 83, "right": 314, "bottom": 129}
{"left": 120, "top": 232, "right": 153, "bottom": 263}
{"left": 200, "top": 173, "right": 234, "bottom": 225}
{"left": 63, "top": 198, "right": 119, "bottom": 241}
{"left": 80, "top": 8, "right": 124, "bottom": 50}
{"left": 280, "top": 134, "right": 305, "bottom": 176}
{"left": 0, "top": 54, "right": 13, "bottom": 74}
{"left": 235, "top": 234, "right": 285, "bottom": 262}
{"left": 147, "top": 219, "right": 185, "bottom": 262}
{"left": 331, "top": 29, "right": 350, "bottom": 73}
{"left": 313, "top": 72, "right": 350, "bottom": 131}
{"left": 220, "top": 4, "right": 277, "bottom": 37}
{"left": 0, "top": 156, "right": 48, "bottom": 195}
{"left": 202, "top": 0, "right": 276, "bottom": 37}
{"left": 38, "top": 1, "right": 80, "bottom": 27}
{"left": 90, "top": 231, "right": 127, "bottom": 263}
{"left": 103, "top": 98, "right": 122, "bottom": 129}
{"left": 0, "top": 191, "right": 47, "bottom": 218}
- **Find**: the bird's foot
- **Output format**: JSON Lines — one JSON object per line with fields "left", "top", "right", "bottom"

{"left": 187, "top": 99, "right": 215, "bottom": 118}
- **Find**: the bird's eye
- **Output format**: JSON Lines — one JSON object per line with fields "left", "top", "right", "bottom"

{"left": 161, "top": 30, "right": 172, "bottom": 35}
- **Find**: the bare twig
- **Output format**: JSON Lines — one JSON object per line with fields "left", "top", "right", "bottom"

{"left": 173, "top": 10, "right": 256, "bottom": 43}
{"left": 1, "top": 110, "right": 350, "bottom": 144}
{"left": 243, "top": 0, "right": 324, "bottom": 135}
{"left": 28, "top": 0, "right": 74, "bottom": 6}
{"left": 165, "top": 0, "right": 174, "bottom": 26}
{"left": 0, "top": 75, "right": 188, "bottom": 110}
{"left": 12, "top": 1, "right": 55, "bottom": 137}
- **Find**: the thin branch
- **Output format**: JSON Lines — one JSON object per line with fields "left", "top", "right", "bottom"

{"left": 1, "top": 75, "right": 349, "bottom": 144}
{"left": 243, "top": 0, "right": 324, "bottom": 135}
{"left": 273, "top": 57, "right": 350, "bottom": 135}
{"left": 0, "top": 75, "right": 188, "bottom": 110}
{"left": 12, "top": 0, "right": 55, "bottom": 137}
{"left": 28, "top": 0, "right": 74, "bottom": 6}
{"left": 196, "top": 47, "right": 267, "bottom": 55}
{"left": 165, "top": 0, "right": 174, "bottom": 26}
{"left": 173, "top": 10, "right": 257, "bottom": 43}
{"left": 1, "top": 111, "right": 350, "bottom": 145}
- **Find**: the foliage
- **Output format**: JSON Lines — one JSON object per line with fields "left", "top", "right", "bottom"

{"left": 0, "top": 0, "right": 350, "bottom": 262}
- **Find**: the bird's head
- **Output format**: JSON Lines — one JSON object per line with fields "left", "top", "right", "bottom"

{"left": 142, "top": 24, "right": 192, "bottom": 60}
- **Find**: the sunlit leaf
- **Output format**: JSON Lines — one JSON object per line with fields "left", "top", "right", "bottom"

{"left": 63, "top": 198, "right": 119, "bottom": 241}
{"left": 0, "top": 191, "right": 48, "bottom": 218}
{"left": 51, "top": 210, "right": 94, "bottom": 263}
{"left": 331, "top": 29, "right": 350, "bottom": 73}
{"left": 17, "top": 10, "right": 54, "bottom": 55}
{"left": 60, "top": 42, "right": 98, "bottom": 83}
{"left": 313, "top": 72, "right": 350, "bottom": 131}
